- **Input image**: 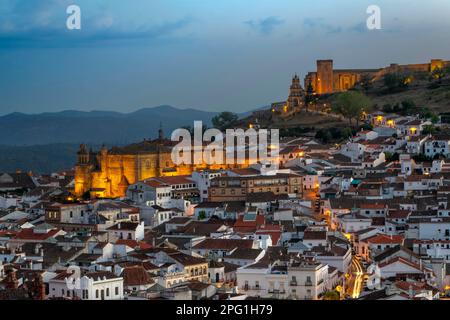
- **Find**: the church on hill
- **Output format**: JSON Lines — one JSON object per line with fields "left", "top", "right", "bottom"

{"left": 74, "top": 127, "right": 248, "bottom": 199}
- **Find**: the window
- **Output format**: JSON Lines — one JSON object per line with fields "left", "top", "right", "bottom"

{"left": 106, "top": 288, "right": 110, "bottom": 297}
{"left": 96, "top": 290, "right": 99, "bottom": 299}
{"left": 115, "top": 287, "right": 119, "bottom": 296}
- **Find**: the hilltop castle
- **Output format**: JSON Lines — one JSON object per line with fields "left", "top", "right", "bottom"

{"left": 304, "top": 58, "right": 450, "bottom": 94}
{"left": 270, "top": 58, "right": 449, "bottom": 116}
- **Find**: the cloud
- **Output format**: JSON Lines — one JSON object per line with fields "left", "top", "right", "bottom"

{"left": 302, "top": 18, "right": 343, "bottom": 34}
{"left": 244, "top": 16, "right": 285, "bottom": 35}
{"left": 0, "top": 1, "right": 194, "bottom": 48}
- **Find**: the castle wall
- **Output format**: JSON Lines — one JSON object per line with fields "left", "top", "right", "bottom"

{"left": 305, "top": 59, "right": 450, "bottom": 94}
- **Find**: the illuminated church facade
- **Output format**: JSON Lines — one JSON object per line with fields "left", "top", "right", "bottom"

{"left": 74, "top": 128, "right": 250, "bottom": 199}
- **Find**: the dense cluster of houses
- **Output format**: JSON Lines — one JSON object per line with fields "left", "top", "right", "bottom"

{"left": 1, "top": 112, "right": 450, "bottom": 300}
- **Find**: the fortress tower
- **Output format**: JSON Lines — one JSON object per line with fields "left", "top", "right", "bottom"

{"left": 316, "top": 60, "right": 334, "bottom": 94}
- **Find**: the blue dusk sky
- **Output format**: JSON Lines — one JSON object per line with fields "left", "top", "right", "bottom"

{"left": 1, "top": 0, "right": 450, "bottom": 115}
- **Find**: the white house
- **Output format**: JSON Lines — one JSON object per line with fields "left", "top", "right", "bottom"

{"left": 424, "top": 135, "right": 450, "bottom": 158}
{"left": 106, "top": 221, "right": 145, "bottom": 241}
{"left": 49, "top": 271, "right": 124, "bottom": 300}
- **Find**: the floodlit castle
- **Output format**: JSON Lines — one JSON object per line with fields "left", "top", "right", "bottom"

{"left": 304, "top": 58, "right": 450, "bottom": 94}
{"left": 271, "top": 58, "right": 449, "bottom": 116}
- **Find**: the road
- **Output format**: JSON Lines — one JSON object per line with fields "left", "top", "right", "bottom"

{"left": 348, "top": 256, "right": 364, "bottom": 299}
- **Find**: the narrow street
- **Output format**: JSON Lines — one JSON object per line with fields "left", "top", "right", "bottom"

{"left": 347, "top": 256, "right": 364, "bottom": 299}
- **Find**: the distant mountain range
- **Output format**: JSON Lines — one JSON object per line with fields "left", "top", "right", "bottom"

{"left": 0, "top": 105, "right": 264, "bottom": 173}
{"left": 0, "top": 106, "right": 221, "bottom": 146}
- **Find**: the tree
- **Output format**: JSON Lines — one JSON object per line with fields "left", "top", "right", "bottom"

{"left": 430, "top": 67, "right": 446, "bottom": 84}
{"left": 332, "top": 91, "right": 372, "bottom": 127}
{"left": 360, "top": 74, "right": 373, "bottom": 92}
{"left": 382, "top": 103, "right": 393, "bottom": 113}
{"left": 422, "top": 125, "right": 439, "bottom": 135}
{"left": 323, "top": 291, "right": 340, "bottom": 300}
{"left": 212, "top": 112, "right": 238, "bottom": 130}
{"left": 197, "top": 211, "right": 207, "bottom": 220}
{"left": 431, "top": 114, "right": 440, "bottom": 124}
{"left": 305, "top": 82, "right": 316, "bottom": 111}
{"left": 384, "top": 73, "right": 410, "bottom": 92}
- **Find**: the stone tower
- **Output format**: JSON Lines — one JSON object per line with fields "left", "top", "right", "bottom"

{"left": 287, "top": 74, "right": 305, "bottom": 111}
{"left": 316, "top": 60, "right": 334, "bottom": 94}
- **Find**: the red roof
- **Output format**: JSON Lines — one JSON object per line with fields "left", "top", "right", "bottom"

{"left": 387, "top": 210, "right": 411, "bottom": 219}
{"left": 143, "top": 180, "right": 168, "bottom": 188}
{"left": 0, "top": 230, "right": 18, "bottom": 237}
{"left": 367, "top": 234, "right": 404, "bottom": 245}
{"left": 116, "top": 239, "right": 152, "bottom": 250}
{"left": 233, "top": 215, "right": 265, "bottom": 233}
{"left": 360, "top": 203, "right": 387, "bottom": 210}
{"left": 14, "top": 228, "right": 60, "bottom": 241}
{"left": 255, "top": 224, "right": 282, "bottom": 245}
{"left": 152, "top": 176, "right": 194, "bottom": 185}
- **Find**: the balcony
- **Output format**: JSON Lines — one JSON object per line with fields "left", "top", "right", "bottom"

{"left": 305, "top": 280, "right": 313, "bottom": 286}
{"left": 289, "top": 281, "right": 298, "bottom": 286}
{"left": 268, "top": 289, "right": 286, "bottom": 295}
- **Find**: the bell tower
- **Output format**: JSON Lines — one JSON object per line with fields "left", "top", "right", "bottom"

{"left": 287, "top": 73, "right": 305, "bottom": 111}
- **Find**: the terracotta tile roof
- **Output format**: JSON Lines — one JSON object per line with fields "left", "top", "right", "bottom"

{"left": 168, "top": 252, "right": 207, "bottom": 266}
{"left": 360, "top": 203, "right": 387, "bottom": 209}
{"left": 13, "top": 228, "right": 60, "bottom": 241}
{"left": 121, "top": 265, "right": 154, "bottom": 286}
{"left": 152, "top": 176, "right": 194, "bottom": 186}
{"left": 116, "top": 239, "right": 152, "bottom": 250}
{"left": 367, "top": 234, "right": 404, "bottom": 245}
{"left": 387, "top": 210, "right": 411, "bottom": 219}
{"left": 233, "top": 214, "right": 265, "bottom": 233}
{"left": 143, "top": 180, "right": 168, "bottom": 188}
{"left": 255, "top": 224, "right": 282, "bottom": 245}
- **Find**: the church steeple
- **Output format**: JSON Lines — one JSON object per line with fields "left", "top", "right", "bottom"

{"left": 287, "top": 73, "right": 305, "bottom": 111}
{"left": 158, "top": 122, "right": 164, "bottom": 141}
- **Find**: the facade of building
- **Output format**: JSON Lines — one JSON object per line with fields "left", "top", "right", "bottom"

{"left": 208, "top": 173, "right": 302, "bottom": 202}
